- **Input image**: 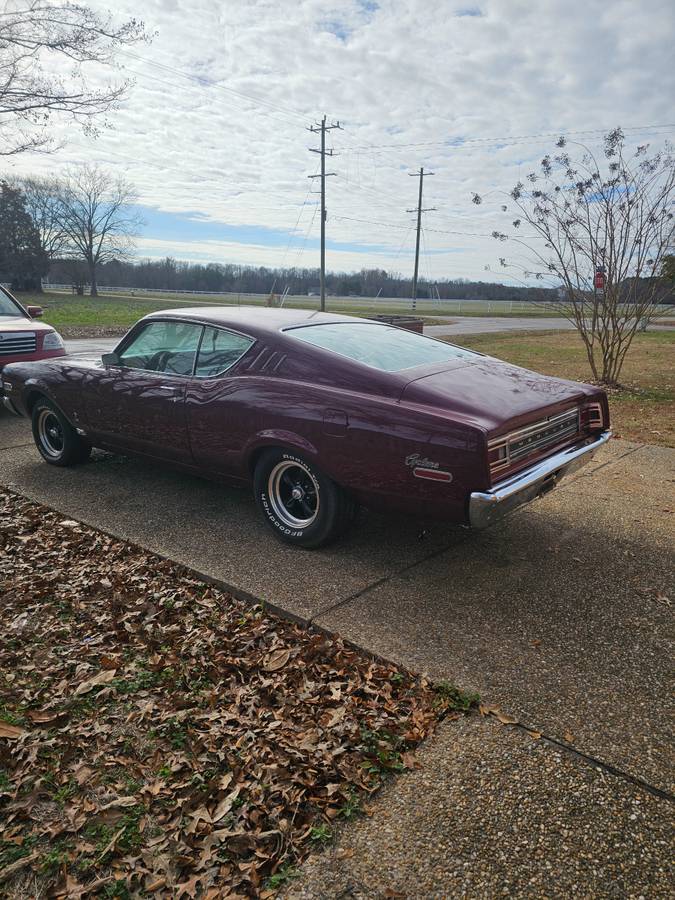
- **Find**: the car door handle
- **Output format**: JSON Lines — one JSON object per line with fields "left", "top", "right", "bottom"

{"left": 157, "top": 385, "right": 180, "bottom": 393}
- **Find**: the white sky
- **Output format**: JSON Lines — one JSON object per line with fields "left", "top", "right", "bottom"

{"left": 7, "top": 0, "right": 675, "bottom": 282}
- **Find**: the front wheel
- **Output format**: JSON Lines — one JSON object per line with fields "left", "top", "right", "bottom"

{"left": 253, "top": 448, "right": 356, "bottom": 548}
{"left": 32, "top": 398, "right": 91, "bottom": 467}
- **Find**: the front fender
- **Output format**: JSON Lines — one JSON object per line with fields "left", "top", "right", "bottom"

{"left": 20, "top": 377, "right": 84, "bottom": 431}
{"left": 22, "top": 378, "right": 59, "bottom": 416}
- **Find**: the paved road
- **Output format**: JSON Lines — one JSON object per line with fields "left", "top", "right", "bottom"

{"left": 425, "top": 315, "right": 574, "bottom": 336}
{"left": 65, "top": 337, "right": 118, "bottom": 355}
{"left": 424, "top": 315, "right": 674, "bottom": 337}
{"left": 1, "top": 412, "right": 672, "bottom": 895}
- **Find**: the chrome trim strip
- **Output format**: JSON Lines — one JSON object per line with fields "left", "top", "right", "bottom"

{"left": 488, "top": 407, "right": 581, "bottom": 476}
{"left": 470, "top": 430, "right": 612, "bottom": 529}
{"left": 2, "top": 395, "right": 20, "bottom": 415}
{"left": 487, "top": 407, "right": 579, "bottom": 449}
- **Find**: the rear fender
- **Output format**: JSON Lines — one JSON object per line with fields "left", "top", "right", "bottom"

{"left": 245, "top": 430, "right": 319, "bottom": 474}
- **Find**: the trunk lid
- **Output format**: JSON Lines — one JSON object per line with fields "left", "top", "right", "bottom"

{"left": 399, "top": 354, "right": 590, "bottom": 433}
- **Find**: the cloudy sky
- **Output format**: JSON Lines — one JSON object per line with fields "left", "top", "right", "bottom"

{"left": 8, "top": 0, "right": 675, "bottom": 283}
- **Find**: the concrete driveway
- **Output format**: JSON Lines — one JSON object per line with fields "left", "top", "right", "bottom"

{"left": 1, "top": 410, "right": 671, "bottom": 786}
{"left": 1, "top": 410, "right": 672, "bottom": 894}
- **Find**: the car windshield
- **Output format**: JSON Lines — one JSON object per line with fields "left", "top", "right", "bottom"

{"left": 0, "top": 288, "right": 25, "bottom": 318}
{"left": 286, "top": 322, "right": 478, "bottom": 372}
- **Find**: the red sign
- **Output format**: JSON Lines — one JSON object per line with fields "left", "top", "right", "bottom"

{"left": 594, "top": 271, "right": 605, "bottom": 290}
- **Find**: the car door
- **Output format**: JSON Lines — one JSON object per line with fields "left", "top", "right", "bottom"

{"left": 185, "top": 324, "right": 256, "bottom": 475}
{"left": 84, "top": 319, "right": 203, "bottom": 462}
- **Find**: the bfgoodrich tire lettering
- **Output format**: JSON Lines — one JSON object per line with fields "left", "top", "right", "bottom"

{"left": 253, "top": 448, "right": 356, "bottom": 548}
{"left": 31, "top": 398, "right": 91, "bottom": 467}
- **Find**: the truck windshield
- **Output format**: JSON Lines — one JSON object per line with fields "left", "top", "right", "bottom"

{"left": 286, "top": 322, "right": 478, "bottom": 372}
{"left": 0, "top": 288, "right": 25, "bottom": 317}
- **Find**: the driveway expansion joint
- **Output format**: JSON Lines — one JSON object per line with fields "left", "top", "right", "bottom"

{"left": 509, "top": 721, "right": 675, "bottom": 804}
{"left": 308, "top": 529, "right": 475, "bottom": 625}
{"left": 0, "top": 441, "right": 33, "bottom": 450}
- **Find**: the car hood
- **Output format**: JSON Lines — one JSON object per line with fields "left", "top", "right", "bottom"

{"left": 0, "top": 315, "right": 55, "bottom": 333}
{"left": 400, "top": 354, "right": 593, "bottom": 433}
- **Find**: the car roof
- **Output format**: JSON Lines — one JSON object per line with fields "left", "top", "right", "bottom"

{"left": 142, "top": 305, "right": 367, "bottom": 338}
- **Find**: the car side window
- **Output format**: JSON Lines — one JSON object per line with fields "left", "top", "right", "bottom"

{"left": 194, "top": 326, "right": 254, "bottom": 377}
{"left": 118, "top": 321, "right": 203, "bottom": 375}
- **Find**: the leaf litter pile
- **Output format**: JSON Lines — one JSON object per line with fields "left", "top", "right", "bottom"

{"left": 0, "top": 490, "right": 474, "bottom": 898}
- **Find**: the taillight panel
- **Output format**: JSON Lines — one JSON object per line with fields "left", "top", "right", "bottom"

{"left": 580, "top": 401, "right": 604, "bottom": 431}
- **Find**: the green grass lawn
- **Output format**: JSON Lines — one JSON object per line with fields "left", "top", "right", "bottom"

{"left": 15, "top": 292, "right": 221, "bottom": 332}
{"left": 15, "top": 288, "right": 562, "bottom": 327}
{"left": 455, "top": 330, "right": 674, "bottom": 448}
{"left": 14, "top": 291, "right": 460, "bottom": 331}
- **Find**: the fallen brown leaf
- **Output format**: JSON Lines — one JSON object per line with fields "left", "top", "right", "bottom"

{"left": 263, "top": 648, "right": 291, "bottom": 671}
{"left": 73, "top": 668, "right": 116, "bottom": 696}
{"left": 0, "top": 721, "right": 25, "bottom": 739}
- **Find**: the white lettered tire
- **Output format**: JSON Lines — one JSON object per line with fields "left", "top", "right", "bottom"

{"left": 253, "top": 448, "right": 356, "bottom": 548}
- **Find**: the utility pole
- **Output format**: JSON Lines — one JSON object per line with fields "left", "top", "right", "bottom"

{"left": 308, "top": 115, "right": 342, "bottom": 311}
{"left": 407, "top": 167, "right": 436, "bottom": 309}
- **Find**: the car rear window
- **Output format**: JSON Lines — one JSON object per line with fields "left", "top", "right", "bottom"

{"left": 286, "top": 322, "right": 477, "bottom": 372}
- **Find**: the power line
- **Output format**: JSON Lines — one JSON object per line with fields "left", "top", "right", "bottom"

{"left": 335, "top": 173, "right": 405, "bottom": 212}
{"left": 279, "top": 164, "right": 320, "bottom": 270}
{"left": 331, "top": 213, "right": 537, "bottom": 240}
{"left": 421, "top": 225, "right": 434, "bottom": 293}
{"left": 118, "top": 49, "right": 310, "bottom": 126}
{"left": 293, "top": 202, "right": 319, "bottom": 269}
{"left": 336, "top": 123, "right": 675, "bottom": 153}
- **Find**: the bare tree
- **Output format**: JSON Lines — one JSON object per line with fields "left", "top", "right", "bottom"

{"left": 57, "top": 164, "right": 142, "bottom": 296}
{"left": 14, "top": 175, "right": 68, "bottom": 259}
{"left": 473, "top": 129, "right": 675, "bottom": 386}
{"left": 0, "top": 2, "right": 149, "bottom": 156}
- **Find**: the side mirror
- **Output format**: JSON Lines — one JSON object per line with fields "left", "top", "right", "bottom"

{"left": 101, "top": 351, "right": 121, "bottom": 367}
{"left": 27, "top": 305, "right": 43, "bottom": 318}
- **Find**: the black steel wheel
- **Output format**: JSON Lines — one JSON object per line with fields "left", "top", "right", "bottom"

{"left": 31, "top": 398, "right": 91, "bottom": 467}
{"left": 253, "top": 448, "right": 356, "bottom": 548}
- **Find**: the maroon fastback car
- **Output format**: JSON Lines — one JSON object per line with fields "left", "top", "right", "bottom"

{"left": 0, "top": 286, "right": 66, "bottom": 369}
{"left": 1, "top": 307, "right": 611, "bottom": 548}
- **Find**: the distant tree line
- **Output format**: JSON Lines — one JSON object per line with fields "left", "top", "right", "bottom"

{"left": 46, "top": 256, "right": 561, "bottom": 302}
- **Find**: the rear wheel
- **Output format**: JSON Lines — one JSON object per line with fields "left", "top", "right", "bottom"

{"left": 32, "top": 398, "right": 91, "bottom": 467}
{"left": 253, "top": 448, "right": 356, "bottom": 548}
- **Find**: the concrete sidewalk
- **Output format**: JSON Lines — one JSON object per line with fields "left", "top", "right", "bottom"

{"left": 1, "top": 411, "right": 673, "bottom": 896}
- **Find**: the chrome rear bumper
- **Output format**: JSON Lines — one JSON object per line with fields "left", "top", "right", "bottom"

{"left": 469, "top": 430, "right": 612, "bottom": 529}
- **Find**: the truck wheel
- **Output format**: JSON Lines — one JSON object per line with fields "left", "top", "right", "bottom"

{"left": 253, "top": 448, "right": 356, "bottom": 548}
{"left": 32, "top": 398, "right": 91, "bottom": 467}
